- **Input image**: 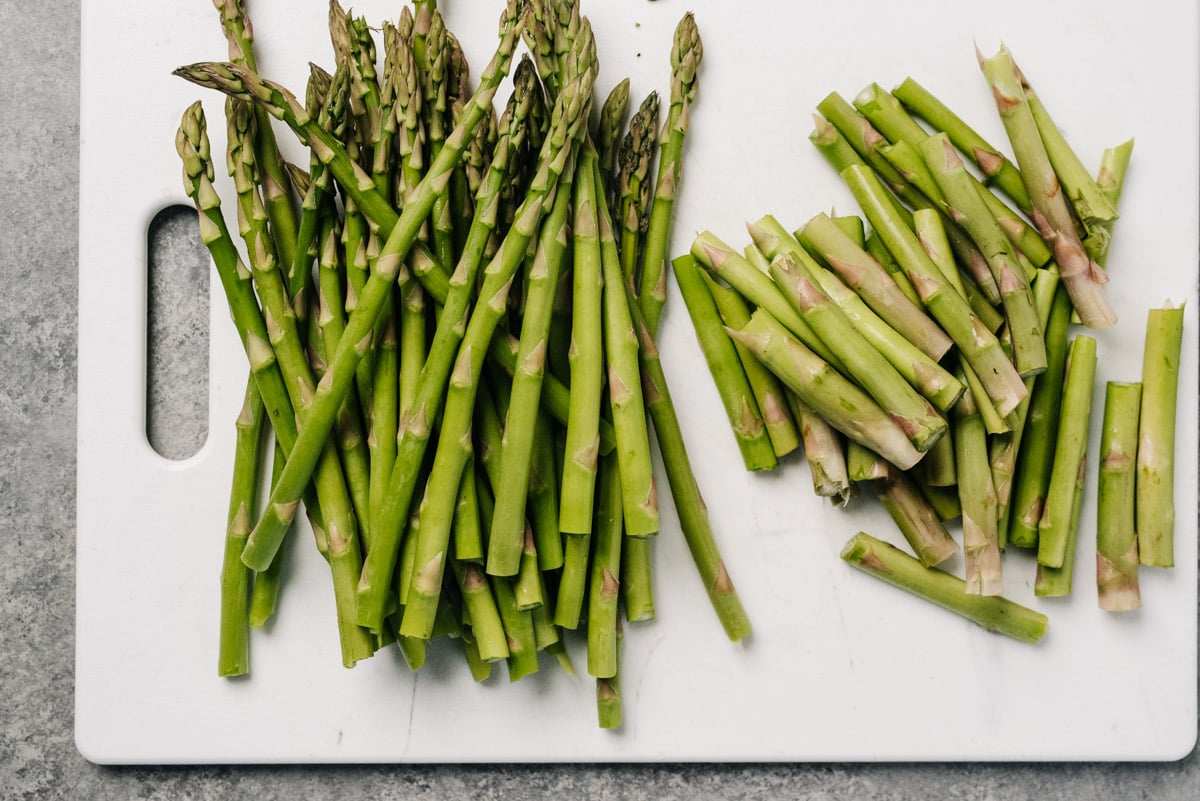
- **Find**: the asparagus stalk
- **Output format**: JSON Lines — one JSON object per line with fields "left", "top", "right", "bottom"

{"left": 1035, "top": 451, "right": 1087, "bottom": 598}
{"left": 769, "top": 252, "right": 948, "bottom": 453}
{"left": 178, "top": 4, "right": 524, "bottom": 571}
{"left": 1037, "top": 335, "right": 1098, "bottom": 569}
{"left": 1097, "top": 382, "right": 1142, "bottom": 611}
{"left": 596, "top": 77, "right": 631, "bottom": 196}
{"left": 639, "top": 13, "right": 702, "bottom": 333}
{"left": 728, "top": 308, "right": 924, "bottom": 471}
{"left": 218, "top": 377, "right": 265, "bottom": 677}
{"left": 1137, "top": 304, "right": 1185, "bottom": 567}
{"left": 979, "top": 46, "right": 1116, "bottom": 328}
{"left": 527, "top": 409, "right": 564, "bottom": 571}
{"left": 559, "top": 146, "right": 605, "bottom": 534}
{"left": 847, "top": 440, "right": 888, "bottom": 483}
{"left": 1008, "top": 287, "right": 1072, "bottom": 548}
{"left": 919, "top": 134, "right": 1046, "bottom": 377}
{"left": 843, "top": 164, "right": 1027, "bottom": 417}
{"left": 248, "top": 441, "right": 290, "bottom": 628}
{"left": 703, "top": 271, "right": 801, "bottom": 458}
{"left": 873, "top": 463, "right": 959, "bottom": 567}
{"left": 892, "top": 76, "right": 1031, "bottom": 211}
{"left": 617, "top": 91, "right": 660, "bottom": 282}
{"left": 596, "top": 622, "right": 623, "bottom": 729}
{"left": 587, "top": 453, "right": 623, "bottom": 679}
{"left": 841, "top": 533, "right": 1047, "bottom": 643}
{"left": 911, "top": 208, "right": 1005, "bottom": 333}
{"left": 673, "top": 253, "right": 778, "bottom": 470}
{"left": 954, "top": 378, "right": 1002, "bottom": 595}
{"left": 795, "top": 394, "right": 852, "bottom": 503}
{"left": 1087, "top": 139, "right": 1134, "bottom": 264}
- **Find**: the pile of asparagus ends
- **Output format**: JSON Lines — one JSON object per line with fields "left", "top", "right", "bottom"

{"left": 178, "top": 0, "right": 750, "bottom": 729}
{"left": 681, "top": 46, "right": 1183, "bottom": 640}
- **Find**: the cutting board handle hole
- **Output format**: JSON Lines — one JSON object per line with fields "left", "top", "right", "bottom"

{"left": 146, "top": 204, "right": 210, "bottom": 461}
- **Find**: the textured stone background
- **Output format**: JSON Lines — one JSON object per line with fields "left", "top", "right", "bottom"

{"left": 2, "top": 1, "right": 1196, "bottom": 797}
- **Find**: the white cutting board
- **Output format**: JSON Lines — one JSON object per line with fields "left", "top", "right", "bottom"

{"left": 77, "top": 0, "right": 1198, "bottom": 763}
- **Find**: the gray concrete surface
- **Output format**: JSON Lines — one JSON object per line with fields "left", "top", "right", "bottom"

{"left": 1, "top": 1, "right": 1196, "bottom": 798}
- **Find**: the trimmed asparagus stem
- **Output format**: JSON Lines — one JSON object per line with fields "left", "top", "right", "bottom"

{"left": 514, "top": 525, "right": 544, "bottom": 609}
{"left": 599, "top": 155, "right": 660, "bottom": 536}
{"left": 1009, "top": 287, "right": 1072, "bottom": 548}
{"left": 892, "top": 76, "right": 1031, "bottom": 212}
{"left": 487, "top": 160, "right": 575, "bottom": 576}
{"left": 621, "top": 537, "right": 656, "bottom": 623}
{"left": 367, "top": 297, "right": 399, "bottom": 543}
{"left": 843, "top": 164, "right": 1027, "bottom": 417}
{"left": 840, "top": 533, "right": 1047, "bottom": 643}
{"left": 703, "top": 271, "right": 801, "bottom": 458}
{"left": 792, "top": 393, "right": 853, "bottom": 503}
{"left": 674, "top": 253, "right": 778, "bottom": 470}
{"left": 1035, "top": 450, "right": 1086, "bottom": 598}
{"left": 954, "top": 378, "right": 1002, "bottom": 595}
{"left": 452, "top": 456, "right": 484, "bottom": 564}
{"left": 1137, "top": 304, "right": 1185, "bottom": 567}
{"left": 639, "top": 13, "right": 702, "bottom": 333}
{"left": 617, "top": 91, "right": 660, "bottom": 283}
{"left": 873, "top": 463, "right": 959, "bottom": 567}
{"left": 402, "top": 46, "right": 597, "bottom": 638}
{"left": 864, "top": 230, "right": 921, "bottom": 306}
{"left": 596, "top": 77, "right": 631, "bottom": 196}
{"left": 626, "top": 262, "right": 752, "bottom": 640}
{"left": 769, "top": 252, "right": 947, "bottom": 453}
{"left": 353, "top": 58, "right": 538, "bottom": 630}
{"left": 1037, "top": 335, "right": 1098, "bottom": 569}
{"left": 919, "top": 134, "right": 1046, "bottom": 377}
{"left": 178, "top": 5, "right": 524, "bottom": 571}
{"left": 847, "top": 440, "right": 888, "bottom": 483}
{"left": 596, "top": 623, "right": 624, "bottom": 729}
{"left": 554, "top": 526, "right": 591, "bottom": 630}
{"left": 921, "top": 432, "right": 957, "bottom": 488}
{"left": 788, "top": 213, "right": 952, "bottom": 362}
{"left": 729, "top": 308, "right": 924, "bottom": 471}
{"left": 218, "top": 377, "right": 265, "bottom": 677}
{"left": 449, "top": 559, "right": 510, "bottom": 663}
{"left": 248, "top": 443, "right": 289, "bottom": 628}
{"left": 920, "top": 481, "right": 962, "bottom": 522}
{"left": 756, "top": 216, "right": 963, "bottom": 412}
{"left": 1097, "top": 382, "right": 1143, "bottom": 610}
{"left": 559, "top": 147, "right": 605, "bottom": 533}
{"left": 1087, "top": 139, "right": 1135, "bottom": 264}
{"left": 587, "top": 453, "right": 623, "bottom": 679}
{"left": 831, "top": 214, "right": 866, "bottom": 247}
{"left": 979, "top": 46, "right": 1116, "bottom": 328}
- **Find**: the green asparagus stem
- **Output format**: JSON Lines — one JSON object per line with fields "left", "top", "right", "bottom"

{"left": 559, "top": 146, "right": 605, "bottom": 534}
{"left": 1008, "top": 287, "right": 1072, "bottom": 548}
{"left": 1137, "top": 304, "right": 1185, "bottom": 567}
{"left": 401, "top": 42, "right": 596, "bottom": 638}
{"left": 617, "top": 91, "right": 660, "bottom": 282}
{"left": 979, "top": 46, "right": 1116, "bottom": 328}
{"left": 728, "top": 308, "right": 924, "bottom": 471}
{"left": 794, "top": 394, "right": 852, "bottom": 503}
{"left": 587, "top": 453, "right": 623, "bottom": 679}
{"left": 847, "top": 440, "right": 888, "bottom": 482}
{"left": 596, "top": 622, "right": 623, "bottom": 729}
{"left": 453, "top": 456, "right": 484, "bottom": 564}
{"left": 1035, "top": 451, "right": 1086, "bottom": 598}
{"left": 912, "top": 208, "right": 1005, "bottom": 333}
{"left": 1037, "top": 335, "right": 1097, "bottom": 569}
{"left": 487, "top": 158, "right": 575, "bottom": 576}
{"left": 1097, "top": 382, "right": 1142, "bottom": 611}
{"left": 248, "top": 442, "right": 290, "bottom": 628}
{"left": 639, "top": 13, "right": 702, "bottom": 333}
{"left": 873, "top": 463, "right": 959, "bottom": 567}
{"left": 769, "top": 252, "right": 948, "bottom": 453}
{"left": 1087, "top": 139, "right": 1134, "bottom": 264}
{"left": 841, "top": 533, "right": 1047, "bottom": 643}
{"left": 703, "top": 271, "right": 801, "bottom": 458}
{"left": 892, "top": 76, "right": 1031, "bottom": 211}
{"left": 178, "top": 4, "right": 523, "bottom": 572}
{"left": 527, "top": 410, "right": 564, "bottom": 570}
{"left": 919, "top": 134, "right": 1046, "bottom": 377}
{"left": 843, "top": 164, "right": 1027, "bottom": 417}
{"left": 862, "top": 229, "right": 921, "bottom": 307}
{"left": 674, "top": 253, "right": 778, "bottom": 470}
{"left": 954, "top": 378, "right": 1002, "bottom": 595}
{"left": 218, "top": 377, "right": 265, "bottom": 677}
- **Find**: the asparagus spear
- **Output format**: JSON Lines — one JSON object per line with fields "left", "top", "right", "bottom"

{"left": 1037, "top": 335, "right": 1098, "bottom": 570}
{"left": 794, "top": 394, "right": 853, "bottom": 503}
{"left": 596, "top": 77, "right": 631, "bottom": 195}
{"left": 954, "top": 377, "right": 1002, "bottom": 595}
{"left": 979, "top": 46, "right": 1116, "bottom": 328}
{"left": 1137, "top": 304, "right": 1185, "bottom": 567}
{"left": 1035, "top": 451, "right": 1087, "bottom": 598}
{"left": 218, "top": 377, "right": 265, "bottom": 677}
{"left": 617, "top": 91, "right": 660, "bottom": 283}
{"left": 1097, "top": 382, "right": 1142, "bottom": 611}
{"left": 843, "top": 164, "right": 1027, "bottom": 417}
{"left": 892, "top": 76, "right": 1031, "bottom": 212}
{"left": 639, "top": 13, "right": 702, "bottom": 332}
{"left": 841, "top": 533, "right": 1048, "bottom": 643}
{"left": 587, "top": 452, "right": 624, "bottom": 679}
{"left": 728, "top": 308, "right": 924, "bottom": 471}
{"left": 559, "top": 146, "right": 605, "bottom": 534}
{"left": 673, "top": 253, "right": 778, "bottom": 471}
{"left": 873, "top": 462, "right": 959, "bottom": 568}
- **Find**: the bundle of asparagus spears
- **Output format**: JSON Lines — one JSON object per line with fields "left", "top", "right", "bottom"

{"left": 680, "top": 45, "right": 1183, "bottom": 640}
{"left": 175, "top": 0, "right": 750, "bottom": 728}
